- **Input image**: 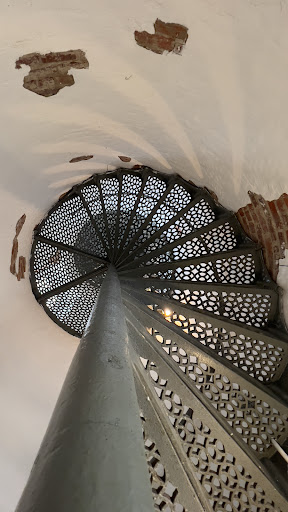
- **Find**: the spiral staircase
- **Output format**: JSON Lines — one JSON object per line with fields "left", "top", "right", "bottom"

{"left": 30, "top": 167, "right": 288, "bottom": 512}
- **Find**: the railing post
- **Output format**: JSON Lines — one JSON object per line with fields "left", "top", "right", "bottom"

{"left": 16, "top": 265, "right": 153, "bottom": 512}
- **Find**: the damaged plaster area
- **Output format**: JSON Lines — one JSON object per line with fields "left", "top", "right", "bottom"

{"left": 10, "top": 214, "right": 26, "bottom": 281}
{"left": 69, "top": 155, "right": 93, "bottom": 163}
{"left": 237, "top": 192, "right": 288, "bottom": 281}
{"left": 134, "top": 19, "right": 188, "bottom": 55}
{"left": 15, "top": 50, "right": 89, "bottom": 97}
{"left": 118, "top": 155, "right": 131, "bottom": 162}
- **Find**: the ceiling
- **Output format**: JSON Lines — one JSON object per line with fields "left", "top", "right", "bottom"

{"left": 1, "top": 1, "right": 288, "bottom": 509}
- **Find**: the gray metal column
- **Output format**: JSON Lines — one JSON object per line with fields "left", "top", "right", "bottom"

{"left": 16, "top": 265, "right": 153, "bottom": 512}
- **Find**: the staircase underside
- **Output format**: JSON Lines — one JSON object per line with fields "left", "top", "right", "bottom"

{"left": 30, "top": 168, "right": 288, "bottom": 512}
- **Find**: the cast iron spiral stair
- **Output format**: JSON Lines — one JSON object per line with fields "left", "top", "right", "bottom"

{"left": 31, "top": 167, "right": 288, "bottom": 512}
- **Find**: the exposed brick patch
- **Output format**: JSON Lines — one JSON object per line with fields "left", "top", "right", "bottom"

{"left": 17, "top": 256, "right": 26, "bottom": 281}
{"left": 15, "top": 50, "right": 89, "bottom": 97}
{"left": 15, "top": 214, "right": 26, "bottom": 237}
{"left": 118, "top": 155, "right": 131, "bottom": 162}
{"left": 10, "top": 214, "right": 26, "bottom": 280}
{"left": 69, "top": 155, "right": 93, "bottom": 163}
{"left": 10, "top": 237, "right": 18, "bottom": 276}
{"left": 134, "top": 19, "right": 188, "bottom": 55}
{"left": 237, "top": 192, "right": 288, "bottom": 281}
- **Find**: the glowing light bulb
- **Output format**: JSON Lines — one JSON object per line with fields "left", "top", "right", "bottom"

{"left": 164, "top": 308, "right": 172, "bottom": 316}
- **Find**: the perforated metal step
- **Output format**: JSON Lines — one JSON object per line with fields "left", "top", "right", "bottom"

{"left": 30, "top": 167, "right": 288, "bottom": 511}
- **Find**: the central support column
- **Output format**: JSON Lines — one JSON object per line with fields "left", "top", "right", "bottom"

{"left": 16, "top": 265, "right": 153, "bottom": 512}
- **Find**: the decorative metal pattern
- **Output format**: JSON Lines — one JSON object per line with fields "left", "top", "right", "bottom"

{"left": 142, "top": 299, "right": 286, "bottom": 382}
{"left": 143, "top": 432, "right": 186, "bottom": 512}
{"left": 117, "top": 173, "right": 142, "bottom": 241}
{"left": 122, "top": 174, "right": 167, "bottom": 249}
{"left": 140, "top": 358, "right": 284, "bottom": 512}
{"left": 125, "top": 299, "right": 288, "bottom": 455}
{"left": 127, "top": 310, "right": 288, "bottom": 511}
{"left": 126, "top": 182, "right": 193, "bottom": 255}
{"left": 30, "top": 168, "right": 288, "bottom": 510}
{"left": 100, "top": 176, "right": 119, "bottom": 243}
{"left": 142, "top": 281, "right": 274, "bottom": 327}
{"left": 39, "top": 194, "right": 106, "bottom": 258}
{"left": 45, "top": 274, "right": 105, "bottom": 336}
{"left": 33, "top": 240, "right": 102, "bottom": 296}
{"left": 79, "top": 183, "right": 109, "bottom": 252}
{"left": 140, "top": 323, "right": 288, "bottom": 457}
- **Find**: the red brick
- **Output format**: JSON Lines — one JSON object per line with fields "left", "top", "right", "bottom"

{"left": 282, "top": 193, "right": 288, "bottom": 209}
{"left": 264, "top": 239, "right": 272, "bottom": 254}
{"left": 247, "top": 221, "right": 256, "bottom": 237}
{"left": 278, "top": 230, "right": 285, "bottom": 246}
{"left": 256, "top": 215, "right": 270, "bottom": 235}
{"left": 245, "top": 210, "right": 252, "bottom": 222}
{"left": 251, "top": 209, "right": 260, "bottom": 224}
{"left": 262, "top": 218, "right": 277, "bottom": 240}
{"left": 256, "top": 227, "right": 265, "bottom": 243}
{"left": 275, "top": 196, "right": 287, "bottom": 215}
{"left": 237, "top": 211, "right": 247, "bottom": 224}
{"left": 277, "top": 203, "right": 288, "bottom": 226}
{"left": 240, "top": 221, "right": 249, "bottom": 233}
{"left": 237, "top": 192, "right": 288, "bottom": 281}
{"left": 281, "top": 214, "right": 288, "bottom": 229}
{"left": 268, "top": 201, "right": 282, "bottom": 229}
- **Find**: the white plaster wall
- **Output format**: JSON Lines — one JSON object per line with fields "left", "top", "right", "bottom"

{"left": 1, "top": 0, "right": 288, "bottom": 509}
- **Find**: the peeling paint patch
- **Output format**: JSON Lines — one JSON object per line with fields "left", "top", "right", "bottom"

{"left": 17, "top": 256, "right": 26, "bottom": 281}
{"left": 69, "top": 155, "right": 93, "bottom": 163}
{"left": 118, "top": 155, "right": 131, "bottom": 162}
{"left": 10, "top": 238, "right": 18, "bottom": 276}
{"left": 134, "top": 19, "right": 188, "bottom": 55}
{"left": 15, "top": 214, "right": 26, "bottom": 237}
{"left": 10, "top": 214, "right": 26, "bottom": 280}
{"left": 15, "top": 50, "right": 89, "bottom": 97}
{"left": 237, "top": 192, "right": 288, "bottom": 280}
